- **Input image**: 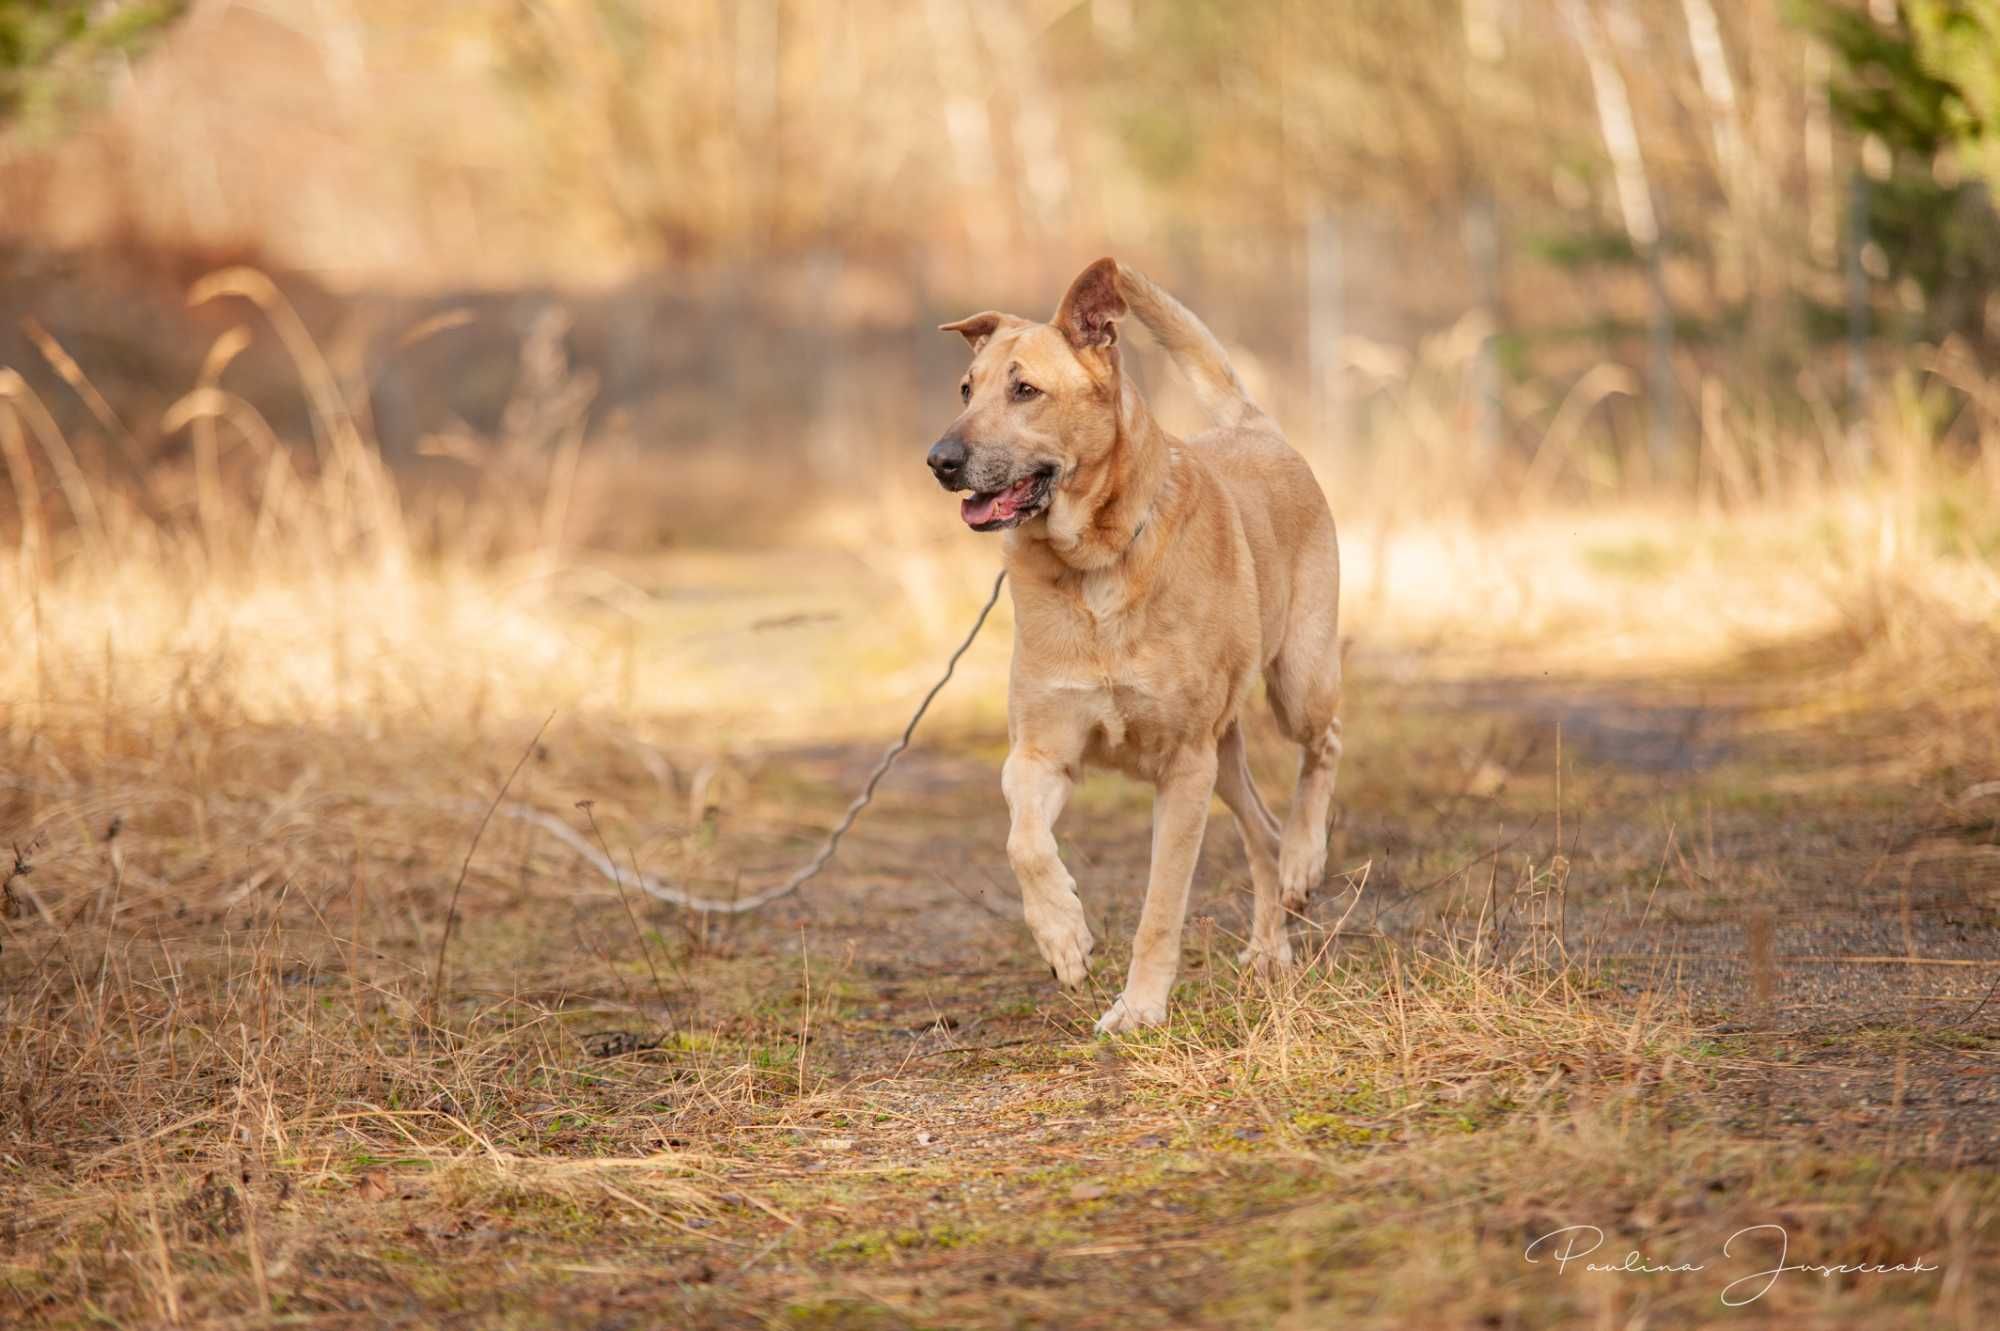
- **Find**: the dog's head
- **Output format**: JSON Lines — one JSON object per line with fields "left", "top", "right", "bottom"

{"left": 926, "top": 258, "right": 1127, "bottom": 532}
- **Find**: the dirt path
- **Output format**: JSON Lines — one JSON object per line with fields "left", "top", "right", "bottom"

{"left": 1390, "top": 673, "right": 2000, "bottom": 1160}
{"left": 480, "top": 655, "right": 1995, "bottom": 1326}
{"left": 719, "top": 664, "right": 2000, "bottom": 1161}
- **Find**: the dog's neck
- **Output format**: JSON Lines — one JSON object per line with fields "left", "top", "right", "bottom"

{"left": 1030, "top": 378, "right": 1172, "bottom": 573}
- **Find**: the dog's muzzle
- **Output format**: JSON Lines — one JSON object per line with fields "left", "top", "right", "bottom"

{"left": 957, "top": 465, "right": 1056, "bottom": 532}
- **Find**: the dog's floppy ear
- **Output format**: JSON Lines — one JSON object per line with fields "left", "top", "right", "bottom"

{"left": 939, "top": 312, "right": 1007, "bottom": 355}
{"left": 1053, "top": 257, "right": 1127, "bottom": 353}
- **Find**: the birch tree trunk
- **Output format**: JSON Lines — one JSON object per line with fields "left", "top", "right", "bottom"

{"left": 1561, "top": 0, "right": 1675, "bottom": 474}
{"left": 922, "top": 0, "right": 1003, "bottom": 258}
{"left": 1307, "top": 209, "right": 1344, "bottom": 458}
{"left": 1462, "top": 0, "right": 1508, "bottom": 464}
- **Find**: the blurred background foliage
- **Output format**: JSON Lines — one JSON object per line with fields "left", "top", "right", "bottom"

{"left": 0, "top": 0, "right": 185, "bottom": 130}
{"left": 1794, "top": 0, "right": 2000, "bottom": 346}
{"left": 2, "top": 0, "right": 1998, "bottom": 530}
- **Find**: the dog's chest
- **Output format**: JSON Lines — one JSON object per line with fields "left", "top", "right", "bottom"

{"left": 1031, "top": 587, "right": 1210, "bottom": 774}
{"left": 1077, "top": 567, "right": 1125, "bottom": 623}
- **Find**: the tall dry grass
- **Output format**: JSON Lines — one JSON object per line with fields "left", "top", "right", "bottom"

{"left": 1, "top": 264, "right": 1995, "bottom": 743}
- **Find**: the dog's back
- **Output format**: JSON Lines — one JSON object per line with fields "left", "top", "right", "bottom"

{"left": 1118, "top": 266, "right": 1338, "bottom": 668}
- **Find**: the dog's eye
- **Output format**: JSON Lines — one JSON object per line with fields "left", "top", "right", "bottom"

{"left": 960, "top": 381, "right": 971, "bottom": 403}
{"left": 1012, "top": 381, "right": 1041, "bottom": 401}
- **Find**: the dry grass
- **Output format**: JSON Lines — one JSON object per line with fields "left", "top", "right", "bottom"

{"left": 2, "top": 273, "right": 1998, "bottom": 1328}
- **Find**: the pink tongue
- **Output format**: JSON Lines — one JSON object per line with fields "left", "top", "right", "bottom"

{"left": 961, "top": 491, "right": 1002, "bottom": 526}
{"left": 961, "top": 475, "right": 1034, "bottom": 527}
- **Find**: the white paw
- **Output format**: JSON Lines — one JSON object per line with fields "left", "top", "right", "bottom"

{"left": 1279, "top": 842, "right": 1327, "bottom": 912}
{"left": 1237, "top": 935, "right": 1295, "bottom": 974}
{"left": 1094, "top": 993, "right": 1167, "bottom": 1035}
{"left": 1029, "top": 909, "right": 1095, "bottom": 989}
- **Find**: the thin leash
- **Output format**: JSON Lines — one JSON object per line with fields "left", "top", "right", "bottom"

{"left": 488, "top": 569, "right": 1008, "bottom": 913}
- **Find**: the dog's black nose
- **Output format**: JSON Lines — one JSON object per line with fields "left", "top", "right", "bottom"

{"left": 927, "top": 437, "right": 968, "bottom": 486}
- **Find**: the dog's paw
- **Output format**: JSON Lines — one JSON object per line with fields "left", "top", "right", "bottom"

{"left": 1094, "top": 993, "right": 1168, "bottom": 1035}
{"left": 1279, "top": 842, "right": 1327, "bottom": 913}
{"left": 1236, "top": 935, "right": 1295, "bottom": 975}
{"left": 1030, "top": 912, "right": 1095, "bottom": 989}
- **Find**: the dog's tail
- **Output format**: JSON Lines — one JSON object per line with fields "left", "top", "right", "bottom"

{"left": 1116, "top": 264, "right": 1271, "bottom": 431}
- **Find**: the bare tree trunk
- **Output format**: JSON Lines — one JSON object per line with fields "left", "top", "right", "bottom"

{"left": 1307, "top": 209, "right": 1344, "bottom": 457}
{"left": 922, "top": 0, "right": 1003, "bottom": 258}
{"left": 1843, "top": 0, "right": 1901, "bottom": 468}
{"left": 1462, "top": 0, "right": 1508, "bottom": 463}
{"left": 1093, "top": 0, "right": 1134, "bottom": 50}
{"left": 1644, "top": 242, "right": 1676, "bottom": 477}
{"left": 1462, "top": 193, "right": 1504, "bottom": 462}
{"left": 1680, "top": 0, "right": 1765, "bottom": 349}
{"left": 1560, "top": 0, "right": 1675, "bottom": 475}
{"left": 732, "top": 0, "right": 780, "bottom": 248}
{"left": 1846, "top": 171, "right": 1872, "bottom": 456}
{"left": 968, "top": 0, "right": 1073, "bottom": 281}
{"left": 1805, "top": 38, "right": 1838, "bottom": 269}
{"left": 1681, "top": 0, "right": 1741, "bottom": 182}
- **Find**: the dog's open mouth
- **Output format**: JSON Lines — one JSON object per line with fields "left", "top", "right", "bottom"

{"left": 961, "top": 467, "right": 1055, "bottom": 531}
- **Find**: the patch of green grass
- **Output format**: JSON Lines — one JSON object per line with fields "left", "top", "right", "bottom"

{"left": 1289, "top": 1110, "right": 1383, "bottom": 1145}
{"left": 778, "top": 1298, "right": 940, "bottom": 1331}
{"left": 1069, "top": 770, "right": 1153, "bottom": 816}
{"left": 821, "top": 1222, "right": 981, "bottom": 1264}
{"left": 1582, "top": 536, "right": 1677, "bottom": 579}
{"left": 1845, "top": 1024, "right": 2000, "bottom": 1053}
{"left": 1687, "top": 1035, "right": 1748, "bottom": 1058}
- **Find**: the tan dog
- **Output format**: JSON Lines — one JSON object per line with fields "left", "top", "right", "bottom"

{"left": 927, "top": 258, "right": 1342, "bottom": 1033}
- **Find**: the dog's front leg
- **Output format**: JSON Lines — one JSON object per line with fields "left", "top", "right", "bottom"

{"left": 1003, "top": 745, "right": 1094, "bottom": 987}
{"left": 1097, "top": 745, "right": 1219, "bottom": 1034}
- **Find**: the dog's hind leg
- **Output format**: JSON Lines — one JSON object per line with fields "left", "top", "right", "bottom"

{"left": 1268, "top": 610, "right": 1343, "bottom": 915}
{"left": 1003, "top": 745, "right": 1094, "bottom": 988}
{"left": 1280, "top": 709, "right": 1342, "bottom": 913}
{"left": 1215, "top": 721, "right": 1290, "bottom": 970}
